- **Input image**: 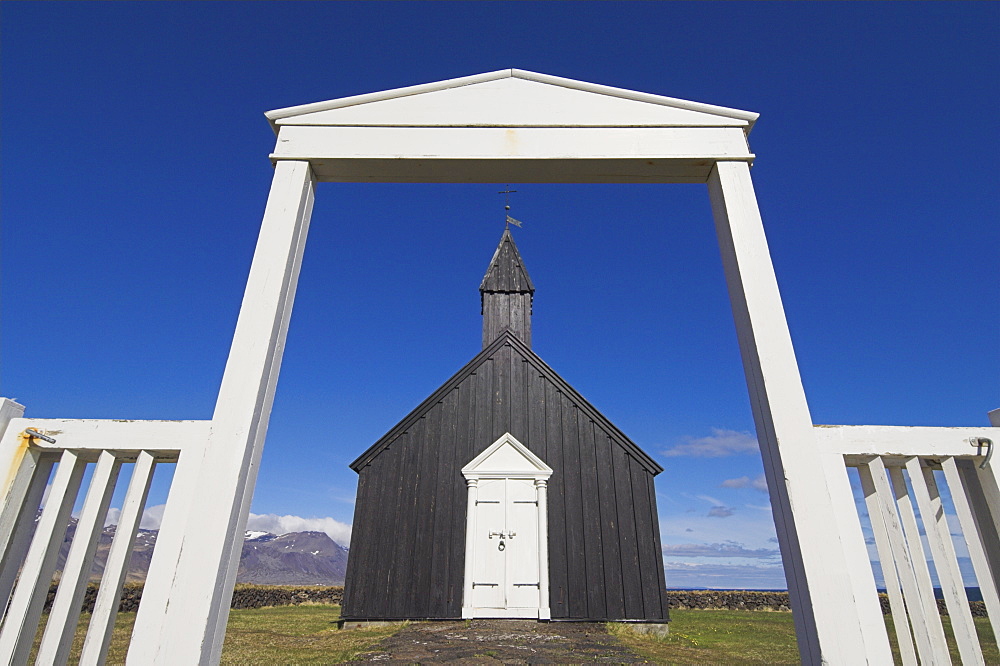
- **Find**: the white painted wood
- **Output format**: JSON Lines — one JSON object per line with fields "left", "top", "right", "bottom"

{"left": 815, "top": 424, "right": 998, "bottom": 457}
{"left": 463, "top": 433, "right": 552, "bottom": 619}
{"left": 129, "top": 442, "right": 204, "bottom": 649}
{"left": 127, "top": 159, "right": 316, "bottom": 665}
{"left": 80, "top": 451, "right": 156, "bottom": 666}
{"left": 535, "top": 479, "right": 550, "bottom": 620}
{"left": 988, "top": 409, "right": 1000, "bottom": 428}
{"left": 0, "top": 399, "right": 25, "bottom": 498}
{"left": 462, "top": 479, "right": 478, "bottom": 620}
{"left": 0, "top": 417, "right": 207, "bottom": 457}
{"left": 468, "top": 478, "right": 543, "bottom": 618}
{"left": 820, "top": 451, "right": 892, "bottom": 660}
{"left": 0, "top": 449, "right": 54, "bottom": 621}
{"left": 277, "top": 77, "right": 751, "bottom": 128}
{"left": 0, "top": 400, "right": 28, "bottom": 506}
{"left": 856, "top": 463, "right": 917, "bottom": 666}
{"left": 471, "top": 478, "right": 509, "bottom": 613}
{"left": 955, "top": 460, "right": 1000, "bottom": 587}
{"left": 0, "top": 400, "right": 24, "bottom": 430}
{"left": 37, "top": 451, "right": 123, "bottom": 666}
{"left": 0, "top": 449, "right": 86, "bottom": 666}
{"left": 272, "top": 125, "right": 753, "bottom": 184}
{"left": 941, "top": 457, "right": 1000, "bottom": 641}
{"left": 462, "top": 432, "right": 553, "bottom": 478}
{"left": 266, "top": 69, "right": 758, "bottom": 131}
{"left": 887, "top": 464, "right": 952, "bottom": 664}
{"left": 708, "top": 160, "right": 888, "bottom": 664}
{"left": 864, "top": 457, "right": 941, "bottom": 663}
{"left": 973, "top": 462, "right": 1000, "bottom": 540}
{"left": 908, "top": 459, "right": 984, "bottom": 665}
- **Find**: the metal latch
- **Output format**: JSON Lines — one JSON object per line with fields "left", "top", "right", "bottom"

{"left": 23, "top": 428, "right": 56, "bottom": 443}
{"left": 970, "top": 437, "right": 993, "bottom": 469}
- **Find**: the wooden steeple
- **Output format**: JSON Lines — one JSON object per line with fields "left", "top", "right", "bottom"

{"left": 480, "top": 228, "right": 534, "bottom": 348}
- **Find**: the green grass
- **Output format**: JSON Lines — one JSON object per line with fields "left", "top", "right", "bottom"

{"left": 610, "top": 609, "right": 800, "bottom": 665}
{"left": 30, "top": 605, "right": 997, "bottom": 664}
{"left": 220, "top": 605, "right": 403, "bottom": 664}
{"left": 611, "top": 610, "right": 999, "bottom": 665}
{"left": 884, "top": 612, "right": 999, "bottom": 665}
{"left": 30, "top": 605, "right": 402, "bottom": 665}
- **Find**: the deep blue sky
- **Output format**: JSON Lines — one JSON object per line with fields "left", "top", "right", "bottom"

{"left": 3, "top": 2, "right": 997, "bottom": 589}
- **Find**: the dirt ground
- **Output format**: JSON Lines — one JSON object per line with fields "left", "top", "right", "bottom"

{"left": 350, "top": 619, "right": 646, "bottom": 663}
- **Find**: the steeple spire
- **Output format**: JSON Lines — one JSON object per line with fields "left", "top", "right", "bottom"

{"left": 480, "top": 228, "right": 534, "bottom": 348}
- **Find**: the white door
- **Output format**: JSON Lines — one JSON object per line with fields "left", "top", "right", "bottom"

{"left": 470, "top": 478, "right": 540, "bottom": 617}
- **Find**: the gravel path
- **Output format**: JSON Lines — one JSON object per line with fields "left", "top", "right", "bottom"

{"left": 350, "top": 619, "right": 645, "bottom": 663}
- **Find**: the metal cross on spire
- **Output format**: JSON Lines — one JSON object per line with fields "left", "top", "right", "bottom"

{"left": 499, "top": 186, "right": 523, "bottom": 229}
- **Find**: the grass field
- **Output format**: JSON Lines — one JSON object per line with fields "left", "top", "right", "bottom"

{"left": 31, "top": 604, "right": 998, "bottom": 664}
{"left": 612, "top": 610, "right": 998, "bottom": 665}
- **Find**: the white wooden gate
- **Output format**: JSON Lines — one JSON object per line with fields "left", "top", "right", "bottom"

{"left": 817, "top": 424, "right": 999, "bottom": 665}
{"left": 1, "top": 70, "right": 995, "bottom": 664}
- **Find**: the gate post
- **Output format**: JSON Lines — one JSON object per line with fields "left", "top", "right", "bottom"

{"left": 129, "top": 160, "right": 316, "bottom": 664}
{"left": 708, "top": 161, "right": 891, "bottom": 664}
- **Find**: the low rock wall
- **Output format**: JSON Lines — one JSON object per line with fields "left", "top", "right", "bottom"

{"left": 664, "top": 590, "right": 988, "bottom": 618}
{"left": 43, "top": 585, "right": 985, "bottom": 618}
{"left": 44, "top": 584, "right": 345, "bottom": 613}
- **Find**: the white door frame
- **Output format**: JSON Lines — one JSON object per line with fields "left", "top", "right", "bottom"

{"left": 461, "top": 432, "right": 553, "bottom": 620}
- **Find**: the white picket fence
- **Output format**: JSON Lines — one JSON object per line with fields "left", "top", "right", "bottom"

{"left": 817, "top": 424, "right": 1000, "bottom": 665}
{"left": 0, "top": 404, "right": 208, "bottom": 665}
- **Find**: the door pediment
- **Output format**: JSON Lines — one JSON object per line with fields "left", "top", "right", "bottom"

{"left": 462, "top": 433, "right": 552, "bottom": 479}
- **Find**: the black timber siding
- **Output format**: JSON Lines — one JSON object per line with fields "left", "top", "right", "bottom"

{"left": 342, "top": 333, "right": 668, "bottom": 622}
{"left": 482, "top": 291, "right": 532, "bottom": 348}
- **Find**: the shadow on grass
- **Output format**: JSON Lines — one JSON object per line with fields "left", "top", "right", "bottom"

{"left": 31, "top": 605, "right": 404, "bottom": 665}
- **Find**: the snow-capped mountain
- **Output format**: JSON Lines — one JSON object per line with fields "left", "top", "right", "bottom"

{"left": 56, "top": 520, "right": 348, "bottom": 585}
{"left": 238, "top": 530, "right": 349, "bottom": 585}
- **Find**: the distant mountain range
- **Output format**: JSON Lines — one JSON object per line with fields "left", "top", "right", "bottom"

{"left": 56, "top": 519, "right": 349, "bottom": 585}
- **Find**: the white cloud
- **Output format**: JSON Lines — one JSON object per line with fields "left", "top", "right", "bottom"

{"left": 693, "top": 493, "right": 735, "bottom": 518}
{"left": 720, "top": 474, "right": 769, "bottom": 493}
{"left": 664, "top": 561, "right": 787, "bottom": 590}
{"left": 693, "top": 494, "right": 722, "bottom": 506}
{"left": 102, "top": 506, "right": 353, "bottom": 546}
{"left": 662, "top": 428, "right": 759, "bottom": 458}
{"left": 246, "top": 513, "right": 353, "bottom": 546}
{"left": 104, "top": 507, "right": 121, "bottom": 527}
{"left": 662, "top": 542, "right": 779, "bottom": 560}
{"left": 141, "top": 504, "right": 166, "bottom": 530}
{"left": 103, "top": 504, "right": 166, "bottom": 529}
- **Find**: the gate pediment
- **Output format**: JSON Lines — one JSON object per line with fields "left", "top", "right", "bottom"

{"left": 267, "top": 69, "right": 757, "bottom": 130}
{"left": 264, "top": 69, "right": 758, "bottom": 183}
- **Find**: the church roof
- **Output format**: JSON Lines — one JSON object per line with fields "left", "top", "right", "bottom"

{"left": 480, "top": 228, "right": 534, "bottom": 295}
{"left": 349, "top": 330, "right": 663, "bottom": 475}
{"left": 265, "top": 69, "right": 758, "bottom": 134}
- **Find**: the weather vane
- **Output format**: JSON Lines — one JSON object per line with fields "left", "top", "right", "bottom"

{"left": 499, "top": 185, "right": 523, "bottom": 229}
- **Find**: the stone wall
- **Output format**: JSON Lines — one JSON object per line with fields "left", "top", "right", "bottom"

{"left": 664, "top": 589, "right": 988, "bottom": 618}
{"left": 44, "top": 584, "right": 344, "bottom": 613}
{"left": 43, "top": 585, "right": 985, "bottom": 618}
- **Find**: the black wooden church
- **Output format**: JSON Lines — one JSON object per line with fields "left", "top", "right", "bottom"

{"left": 341, "top": 228, "right": 668, "bottom": 623}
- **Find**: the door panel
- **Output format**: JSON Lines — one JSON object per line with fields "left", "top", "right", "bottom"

{"left": 507, "top": 479, "right": 540, "bottom": 609}
{"left": 471, "top": 479, "right": 505, "bottom": 609}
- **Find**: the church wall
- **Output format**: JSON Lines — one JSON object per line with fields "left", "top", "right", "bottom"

{"left": 341, "top": 339, "right": 668, "bottom": 622}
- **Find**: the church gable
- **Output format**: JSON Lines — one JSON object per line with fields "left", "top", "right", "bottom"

{"left": 350, "top": 330, "right": 661, "bottom": 475}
